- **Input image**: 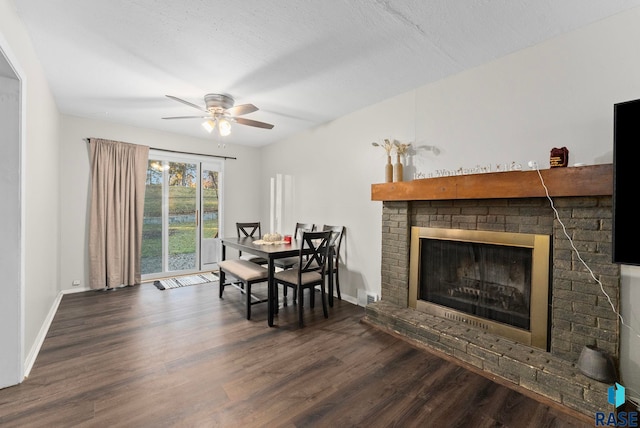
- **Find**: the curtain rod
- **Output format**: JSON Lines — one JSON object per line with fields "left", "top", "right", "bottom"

{"left": 83, "top": 138, "right": 237, "bottom": 160}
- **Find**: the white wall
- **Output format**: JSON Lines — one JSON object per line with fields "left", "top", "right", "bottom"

{"left": 260, "top": 7, "right": 640, "bottom": 400}
{"left": 0, "top": 59, "right": 22, "bottom": 389}
{"left": 58, "top": 115, "right": 263, "bottom": 292}
{"left": 0, "top": 0, "right": 61, "bottom": 386}
{"left": 259, "top": 90, "right": 416, "bottom": 304}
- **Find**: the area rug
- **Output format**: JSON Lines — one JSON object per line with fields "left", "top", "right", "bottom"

{"left": 154, "top": 273, "right": 218, "bottom": 290}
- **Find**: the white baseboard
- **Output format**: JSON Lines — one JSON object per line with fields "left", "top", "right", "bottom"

{"left": 341, "top": 293, "right": 358, "bottom": 306}
{"left": 24, "top": 287, "right": 92, "bottom": 378}
{"left": 23, "top": 291, "right": 63, "bottom": 378}
{"left": 62, "top": 286, "right": 91, "bottom": 294}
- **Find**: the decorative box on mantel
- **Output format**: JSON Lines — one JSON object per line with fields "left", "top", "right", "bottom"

{"left": 366, "top": 164, "right": 620, "bottom": 419}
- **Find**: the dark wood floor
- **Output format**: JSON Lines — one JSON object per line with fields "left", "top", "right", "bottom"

{"left": 0, "top": 282, "right": 591, "bottom": 427}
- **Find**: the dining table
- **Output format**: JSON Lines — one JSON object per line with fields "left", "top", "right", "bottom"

{"left": 219, "top": 236, "right": 334, "bottom": 326}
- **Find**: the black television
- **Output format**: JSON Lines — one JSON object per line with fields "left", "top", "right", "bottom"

{"left": 612, "top": 98, "right": 640, "bottom": 265}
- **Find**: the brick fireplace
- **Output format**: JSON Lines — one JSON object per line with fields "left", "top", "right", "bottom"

{"left": 365, "top": 164, "right": 620, "bottom": 417}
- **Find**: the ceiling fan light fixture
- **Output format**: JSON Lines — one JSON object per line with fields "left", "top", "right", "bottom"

{"left": 164, "top": 93, "right": 273, "bottom": 134}
{"left": 202, "top": 119, "right": 216, "bottom": 133}
{"left": 218, "top": 118, "right": 232, "bottom": 136}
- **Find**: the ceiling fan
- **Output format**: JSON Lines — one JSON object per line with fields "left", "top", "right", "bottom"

{"left": 162, "top": 93, "right": 274, "bottom": 136}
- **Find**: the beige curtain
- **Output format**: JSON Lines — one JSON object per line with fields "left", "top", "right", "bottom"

{"left": 89, "top": 138, "right": 149, "bottom": 289}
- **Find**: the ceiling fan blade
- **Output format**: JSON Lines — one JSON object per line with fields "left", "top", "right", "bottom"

{"left": 234, "top": 117, "right": 274, "bottom": 129}
{"left": 226, "top": 103, "right": 258, "bottom": 116}
{"left": 165, "top": 95, "right": 208, "bottom": 113}
{"left": 162, "top": 115, "right": 210, "bottom": 120}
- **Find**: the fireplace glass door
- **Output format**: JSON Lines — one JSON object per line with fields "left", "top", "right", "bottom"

{"left": 421, "top": 239, "right": 532, "bottom": 330}
{"left": 409, "top": 227, "right": 550, "bottom": 349}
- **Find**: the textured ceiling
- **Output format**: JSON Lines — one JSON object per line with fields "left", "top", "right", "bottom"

{"left": 13, "top": 0, "right": 640, "bottom": 147}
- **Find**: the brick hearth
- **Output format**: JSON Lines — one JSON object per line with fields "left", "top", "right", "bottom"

{"left": 366, "top": 168, "right": 620, "bottom": 417}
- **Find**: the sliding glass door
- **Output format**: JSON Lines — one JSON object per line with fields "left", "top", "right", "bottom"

{"left": 200, "top": 163, "right": 221, "bottom": 271}
{"left": 142, "top": 152, "right": 223, "bottom": 279}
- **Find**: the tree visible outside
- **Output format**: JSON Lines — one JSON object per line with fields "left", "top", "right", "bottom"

{"left": 141, "top": 160, "right": 219, "bottom": 275}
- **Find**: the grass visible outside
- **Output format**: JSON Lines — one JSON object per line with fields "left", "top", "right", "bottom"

{"left": 144, "top": 185, "right": 218, "bottom": 216}
{"left": 142, "top": 184, "right": 219, "bottom": 258}
{"left": 141, "top": 222, "right": 218, "bottom": 258}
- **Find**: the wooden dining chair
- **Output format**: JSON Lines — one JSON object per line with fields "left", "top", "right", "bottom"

{"left": 273, "top": 230, "right": 332, "bottom": 327}
{"left": 322, "top": 225, "right": 345, "bottom": 301}
{"left": 275, "top": 222, "right": 315, "bottom": 271}
{"left": 293, "top": 225, "right": 344, "bottom": 306}
{"left": 275, "top": 222, "right": 315, "bottom": 302}
{"left": 236, "top": 222, "right": 268, "bottom": 265}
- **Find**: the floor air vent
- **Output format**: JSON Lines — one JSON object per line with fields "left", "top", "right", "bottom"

{"left": 357, "top": 289, "right": 378, "bottom": 307}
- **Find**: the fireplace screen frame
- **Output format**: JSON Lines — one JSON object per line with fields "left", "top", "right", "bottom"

{"left": 409, "top": 227, "right": 551, "bottom": 350}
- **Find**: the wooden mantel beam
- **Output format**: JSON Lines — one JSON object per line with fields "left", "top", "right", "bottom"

{"left": 371, "top": 164, "right": 613, "bottom": 201}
